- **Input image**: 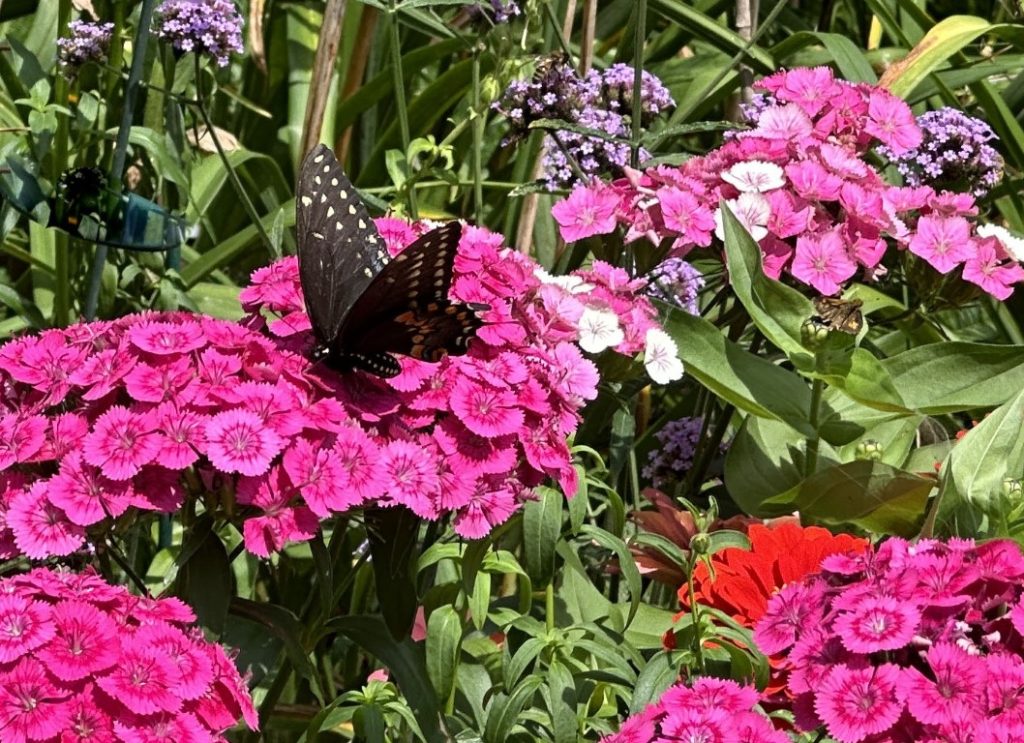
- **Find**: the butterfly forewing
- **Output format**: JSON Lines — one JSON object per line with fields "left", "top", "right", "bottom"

{"left": 296, "top": 144, "right": 389, "bottom": 346}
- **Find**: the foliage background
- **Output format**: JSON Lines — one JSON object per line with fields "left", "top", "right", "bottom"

{"left": 3, "top": 0, "right": 1024, "bottom": 740}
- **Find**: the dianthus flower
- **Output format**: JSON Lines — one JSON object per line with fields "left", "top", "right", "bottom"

{"left": 754, "top": 537, "right": 1024, "bottom": 742}
{"left": 0, "top": 221, "right": 672, "bottom": 557}
{"left": 57, "top": 20, "right": 114, "bottom": 74}
{"left": 153, "top": 0, "right": 244, "bottom": 67}
{"left": 552, "top": 67, "right": 1024, "bottom": 301}
{"left": 601, "top": 677, "right": 787, "bottom": 743}
{"left": 0, "top": 567, "right": 257, "bottom": 739}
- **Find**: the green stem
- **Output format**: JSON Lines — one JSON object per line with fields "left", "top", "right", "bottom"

{"left": 545, "top": 582, "right": 554, "bottom": 634}
{"left": 104, "top": 538, "right": 150, "bottom": 595}
{"left": 471, "top": 49, "right": 484, "bottom": 225}
{"left": 387, "top": 2, "right": 417, "bottom": 218}
{"left": 542, "top": 1, "right": 573, "bottom": 58}
{"left": 630, "top": 0, "right": 646, "bottom": 169}
{"left": 805, "top": 378, "right": 825, "bottom": 477}
{"left": 52, "top": 0, "right": 72, "bottom": 327}
{"left": 102, "top": 0, "right": 126, "bottom": 169}
{"left": 86, "top": 0, "right": 158, "bottom": 320}
{"left": 686, "top": 564, "right": 705, "bottom": 672}
{"left": 362, "top": 179, "right": 531, "bottom": 194}
{"left": 193, "top": 58, "right": 274, "bottom": 254}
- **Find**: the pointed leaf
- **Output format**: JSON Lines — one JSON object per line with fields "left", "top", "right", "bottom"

{"left": 765, "top": 460, "right": 934, "bottom": 536}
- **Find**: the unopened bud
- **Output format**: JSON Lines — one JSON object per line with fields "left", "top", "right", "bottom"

{"left": 856, "top": 439, "right": 883, "bottom": 461}
{"left": 690, "top": 532, "right": 711, "bottom": 556}
{"left": 1002, "top": 478, "right": 1022, "bottom": 500}
{"left": 801, "top": 317, "right": 830, "bottom": 349}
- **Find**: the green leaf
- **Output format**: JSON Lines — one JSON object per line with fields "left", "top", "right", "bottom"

{"left": 720, "top": 204, "right": 814, "bottom": 366}
{"left": 180, "top": 200, "right": 294, "bottom": 287}
{"left": 647, "top": 0, "right": 775, "bottom": 73}
{"left": 837, "top": 415, "right": 924, "bottom": 467}
{"left": 658, "top": 304, "right": 814, "bottom": 437}
{"left": 522, "top": 486, "right": 563, "bottom": 588}
{"left": 334, "top": 38, "right": 464, "bottom": 134}
{"left": 725, "top": 415, "right": 839, "bottom": 516}
{"left": 547, "top": 660, "right": 578, "bottom": 743}
{"left": 579, "top": 525, "right": 642, "bottom": 626}
{"left": 878, "top": 16, "right": 1005, "bottom": 98}
{"left": 706, "top": 530, "right": 751, "bottom": 556}
{"left": 556, "top": 542, "right": 612, "bottom": 624}
{"left": 173, "top": 517, "right": 231, "bottom": 635}
{"left": 630, "top": 651, "right": 678, "bottom": 712}
{"left": 483, "top": 675, "right": 544, "bottom": 743}
{"left": 425, "top": 605, "right": 463, "bottom": 704}
{"left": 354, "top": 704, "right": 387, "bottom": 743}
{"left": 821, "top": 347, "right": 907, "bottom": 412}
{"left": 114, "top": 126, "right": 189, "bottom": 189}
{"left": 231, "top": 598, "right": 324, "bottom": 704}
{"left": 765, "top": 460, "right": 935, "bottom": 536}
{"left": 883, "top": 342, "right": 1024, "bottom": 414}
{"left": 772, "top": 31, "right": 878, "bottom": 82}
{"left": 469, "top": 570, "right": 490, "bottom": 632}
{"left": 366, "top": 506, "right": 421, "bottom": 639}
{"left": 326, "top": 615, "right": 445, "bottom": 743}
{"left": 937, "top": 388, "right": 1024, "bottom": 516}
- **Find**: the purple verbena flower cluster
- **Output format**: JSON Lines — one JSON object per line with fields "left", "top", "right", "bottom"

{"left": 647, "top": 257, "right": 705, "bottom": 314}
{"left": 494, "top": 57, "right": 674, "bottom": 189}
{"left": 467, "top": 0, "right": 521, "bottom": 24}
{"left": 57, "top": 20, "right": 114, "bottom": 74}
{"left": 153, "top": 0, "right": 244, "bottom": 68}
{"left": 879, "top": 107, "right": 1004, "bottom": 198}
{"left": 643, "top": 416, "right": 715, "bottom": 487}
{"left": 593, "top": 63, "right": 676, "bottom": 126}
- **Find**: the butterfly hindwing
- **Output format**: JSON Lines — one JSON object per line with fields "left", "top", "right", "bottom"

{"left": 339, "top": 221, "right": 478, "bottom": 361}
{"left": 296, "top": 144, "right": 389, "bottom": 346}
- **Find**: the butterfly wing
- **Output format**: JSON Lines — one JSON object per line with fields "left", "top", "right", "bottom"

{"left": 813, "top": 296, "right": 864, "bottom": 335}
{"left": 338, "top": 221, "right": 483, "bottom": 364}
{"left": 295, "top": 144, "right": 389, "bottom": 347}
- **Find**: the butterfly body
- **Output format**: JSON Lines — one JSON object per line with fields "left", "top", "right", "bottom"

{"left": 296, "top": 145, "right": 484, "bottom": 378}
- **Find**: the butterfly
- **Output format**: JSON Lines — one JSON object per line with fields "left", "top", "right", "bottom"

{"left": 812, "top": 296, "right": 864, "bottom": 335}
{"left": 296, "top": 144, "right": 484, "bottom": 378}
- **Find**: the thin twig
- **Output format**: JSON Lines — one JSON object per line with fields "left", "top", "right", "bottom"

{"left": 85, "top": 0, "right": 158, "bottom": 321}
{"left": 300, "top": 0, "right": 348, "bottom": 160}
{"left": 336, "top": 7, "right": 380, "bottom": 163}
{"left": 193, "top": 58, "right": 275, "bottom": 254}
{"left": 515, "top": 0, "right": 579, "bottom": 254}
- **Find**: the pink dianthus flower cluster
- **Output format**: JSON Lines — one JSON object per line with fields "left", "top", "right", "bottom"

{"left": 754, "top": 537, "right": 1024, "bottom": 742}
{"left": 0, "top": 566, "right": 256, "bottom": 742}
{"left": 552, "top": 66, "right": 1024, "bottom": 300}
{"left": 0, "top": 220, "right": 663, "bottom": 559}
{"left": 242, "top": 220, "right": 665, "bottom": 537}
{"left": 600, "top": 677, "right": 786, "bottom": 743}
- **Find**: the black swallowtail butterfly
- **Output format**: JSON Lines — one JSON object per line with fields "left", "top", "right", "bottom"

{"left": 296, "top": 144, "right": 484, "bottom": 378}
